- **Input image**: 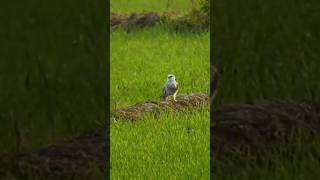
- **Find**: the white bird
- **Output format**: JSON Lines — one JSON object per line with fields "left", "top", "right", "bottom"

{"left": 160, "top": 74, "right": 179, "bottom": 102}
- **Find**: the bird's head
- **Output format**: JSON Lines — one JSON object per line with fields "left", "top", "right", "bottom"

{"left": 167, "top": 74, "right": 175, "bottom": 80}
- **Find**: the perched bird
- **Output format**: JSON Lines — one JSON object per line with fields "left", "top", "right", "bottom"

{"left": 211, "top": 65, "right": 219, "bottom": 102}
{"left": 160, "top": 74, "right": 179, "bottom": 102}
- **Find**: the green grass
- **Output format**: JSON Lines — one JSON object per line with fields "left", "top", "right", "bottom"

{"left": 0, "top": 0, "right": 107, "bottom": 153}
{"left": 215, "top": 155, "right": 320, "bottom": 180}
{"left": 214, "top": 132, "right": 320, "bottom": 180}
{"left": 110, "top": 26, "right": 210, "bottom": 109}
{"left": 213, "top": 0, "right": 320, "bottom": 179}
{"left": 111, "top": 110, "right": 210, "bottom": 179}
{"left": 110, "top": 26, "right": 210, "bottom": 178}
{"left": 213, "top": 0, "right": 320, "bottom": 105}
{"left": 0, "top": 0, "right": 108, "bottom": 179}
{"left": 111, "top": 0, "right": 192, "bottom": 12}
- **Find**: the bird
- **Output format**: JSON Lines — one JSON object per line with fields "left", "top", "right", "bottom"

{"left": 211, "top": 65, "right": 219, "bottom": 103}
{"left": 160, "top": 74, "right": 179, "bottom": 102}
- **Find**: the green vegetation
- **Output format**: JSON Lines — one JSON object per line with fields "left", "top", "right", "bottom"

{"left": 214, "top": 132, "right": 320, "bottom": 180}
{"left": 1, "top": 2, "right": 107, "bottom": 152}
{"left": 111, "top": 110, "right": 210, "bottom": 179}
{"left": 0, "top": 0, "right": 107, "bottom": 169}
{"left": 111, "top": 0, "right": 191, "bottom": 12}
{"left": 213, "top": 0, "right": 320, "bottom": 104}
{"left": 110, "top": 0, "right": 210, "bottom": 178}
{"left": 213, "top": 0, "right": 320, "bottom": 179}
{"left": 110, "top": 27, "right": 210, "bottom": 108}
{"left": 110, "top": 26, "right": 210, "bottom": 178}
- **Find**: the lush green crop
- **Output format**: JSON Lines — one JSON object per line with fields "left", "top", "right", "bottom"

{"left": 110, "top": 26, "right": 210, "bottom": 178}
{"left": 0, "top": 0, "right": 107, "bottom": 153}
{"left": 110, "top": 26, "right": 210, "bottom": 109}
{"left": 213, "top": 0, "right": 320, "bottom": 105}
{"left": 214, "top": 132, "right": 320, "bottom": 180}
{"left": 111, "top": 110, "right": 210, "bottom": 179}
{"left": 111, "top": 0, "right": 192, "bottom": 12}
{"left": 213, "top": 0, "right": 320, "bottom": 179}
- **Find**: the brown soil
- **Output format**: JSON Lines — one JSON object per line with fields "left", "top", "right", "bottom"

{"left": 1, "top": 129, "right": 108, "bottom": 179}
{"left": 0, "top": 93, "right": 208, "bottom": 179}
{"left": 113, "top": 93, "right": 209, "bottom": 121}
{"left": 110, "top": 12, "right": 161, "bottom": 30}
{"left": 212, "top": 100, "right": 320, "bottom": 159}
{"left": 110, "top": 11, "right": 209, "bottom": 31}
{"left": 2, "top": 93, "right": 320, "bottom": 178}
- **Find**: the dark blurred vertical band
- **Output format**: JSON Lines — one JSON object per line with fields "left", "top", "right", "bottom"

{"left": 210, "top": 0, "right": 214, "bottom": 178}
{"left": 106, "top": 0, "right": 110, "bottom": 179}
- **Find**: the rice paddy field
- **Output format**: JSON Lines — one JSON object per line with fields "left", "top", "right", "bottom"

{"left": 110, "top": 28, "right": 210, "bottom": 108}
{"left": 111, "top": 0, "right": 191, "bottom": 12}
{"left": 0, "top": 1, "right": 107, "bottom": 153}
{"left": 0, "top": 1, "right": 107, "bottom": 178}
{"left": 110, "top": 28, "right": 210, "bottom": 179}
{"left": 213, "top": 0, "right": 320, "bottom": 179}
{"left": 2, "top": 0, "right": 319, "bottom": 179}
{"left": 110, "top": 1, "right": 210, "bottom": 179}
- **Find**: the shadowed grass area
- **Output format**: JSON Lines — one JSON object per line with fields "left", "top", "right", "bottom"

{"left": 0, "top": 0, "right": 107, "bottom": 154}
{"left": 0, "top": 1, "right": 108, "bottom": 179}
{"left": 214, "top": 131, "right": 320, "bottom": 180}
{"left": 213, "top": 0, "right": 320, "bottom": 104}
{"left": 213, "top": 0, "right": 320, "bottom": 179}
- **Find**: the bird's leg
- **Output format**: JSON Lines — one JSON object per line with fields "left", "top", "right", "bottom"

{"left": 173, "top": 92, "right": 178, "bottom": 102}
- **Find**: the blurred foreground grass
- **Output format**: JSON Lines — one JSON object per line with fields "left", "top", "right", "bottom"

{"left": 0, "top": 0, "right": 108, "bottom": 152}
{"left": 213, "top": 0, "right": 320, "bottom": 179}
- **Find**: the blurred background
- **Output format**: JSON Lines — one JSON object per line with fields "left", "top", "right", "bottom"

{"left": 0, "top": 0, "right": 108, "bottom": 154}
{"left": 213, "top": 0, "right": 320, "bottom": 104}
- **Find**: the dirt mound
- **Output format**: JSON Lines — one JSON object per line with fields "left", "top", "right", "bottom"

{"left": 111, "top": 12, "right": 161, "bottom": 30}
{"left": 0, "top": 93, "right": 208, "bottom": 179}
{"left": 1, "top": 129, "right": 108, "bottom": 179}
{"left": 110, "top": 11, "right": 209, "bottom": 31}
{"left": 212, "top": 100, "right": 320, "bottom": 159}
{"left": 3, "top": 96, "right": 320, "bottom": 178}
{"left": 112, "top": 93, "right": 209, "bottom": 121}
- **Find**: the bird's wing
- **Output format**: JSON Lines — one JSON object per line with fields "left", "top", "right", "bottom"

{"left": 166, "top": 82, "right": 178, "bottom": 95}
{"left": 160, "top": 84, "right": 169, "bottom": 101}
{"left": 162, "top": 85, "right": 166, "bottom": 95}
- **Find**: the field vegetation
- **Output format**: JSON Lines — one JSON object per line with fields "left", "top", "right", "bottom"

{"left": 0, "top": 0, "right": 107, "bottom": 153}
{"left": 110, "top": 0, "right": 210, "bottom": 179}
{"left": 111, "top": 0, "right": 191, "bottom": 12}
{"left": 213, "top": 0, "right": 320, "bottom": 179}
{"left": 0, "top": 0, "right": 107, "bottom": 178}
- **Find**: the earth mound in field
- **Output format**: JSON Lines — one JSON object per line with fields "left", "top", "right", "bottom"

{"left": 110, "top": 11, "right": 209, "bottom": 31}
{"left": 2, "top": 94, "right": 320, "bottom": 178}
{"left": 212, "top": 100, "right": 320, "bottom": 159}
{"left": 113, "top": 93, "right": 209, "bottom": 121}
{"left": 111, "top": 12, "right": 161, "bottom": 30}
